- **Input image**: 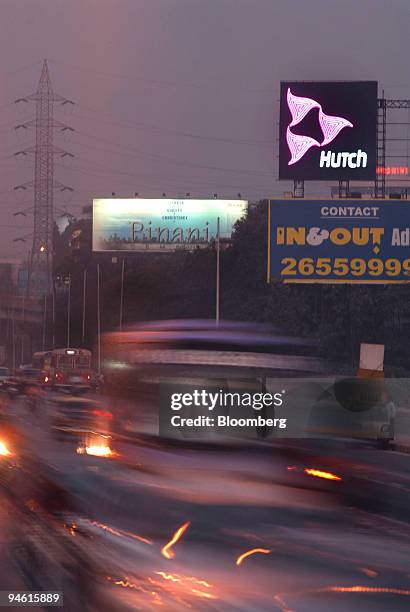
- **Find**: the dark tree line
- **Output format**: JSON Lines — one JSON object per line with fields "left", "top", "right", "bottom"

{"left": 51, "top": 202, "right": 410, "bottom": 374}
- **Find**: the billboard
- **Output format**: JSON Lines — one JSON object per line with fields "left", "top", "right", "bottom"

{"left": 92, "top": 198, "right": 248, "bottom": 252}
{"left": 279, "top": 81, "right": 377, "bottom": 181}
{"left": 267, "top": 199, "right": 410, "bottom": 284}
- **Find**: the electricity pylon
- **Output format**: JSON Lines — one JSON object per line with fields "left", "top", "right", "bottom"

{"left": 14, "top": 59, "right": 74, "bottom": 296}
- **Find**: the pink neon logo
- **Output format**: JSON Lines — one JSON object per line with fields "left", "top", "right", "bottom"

{"left": 286, "top": 88, "right": 353, "bottom": 165}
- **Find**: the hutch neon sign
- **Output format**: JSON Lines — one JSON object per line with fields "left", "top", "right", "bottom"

{"left": 286, "top": 88, "right": 354, "bottom": 165}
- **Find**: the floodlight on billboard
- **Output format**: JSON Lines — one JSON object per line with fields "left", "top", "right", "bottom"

{"left": 92, "top": 198, "right": 248, "bottom": 252}
{"left": 267, "top": 199, "right": 410, "bottom": 284}
{"left": 279, "top": 81, "right": 378, "bottom": 181}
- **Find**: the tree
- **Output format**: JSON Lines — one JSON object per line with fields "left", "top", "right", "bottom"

{"left": 52, "top": 202, "right": 410, "bottom": 373}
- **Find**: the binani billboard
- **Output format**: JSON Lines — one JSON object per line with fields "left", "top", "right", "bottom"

{"left": 279, "top": 81, "right": 378, "bottom": 181}
{"left": 267, "top": 199, "right": 410, "bottom": 284}
{"left": 92, "top": 198, "right": 248, "bottom": 252}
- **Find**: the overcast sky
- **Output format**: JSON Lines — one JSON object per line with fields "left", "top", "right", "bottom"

{"left": 0, "top": 0, "right": 409, "bottom": 258}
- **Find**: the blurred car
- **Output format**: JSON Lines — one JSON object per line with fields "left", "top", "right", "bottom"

{"left": 49, "top": 396, "right": 113, "bottom": 440}
{"left": 0, "top": 367, "right": 10, "bottom": 388}
{"left": 18, "top": 364, "right": 40, "bottom": 379}
{"left": 3, "top": 376, "right": 23, "bottom": 398}
{"left": 17, "top": 365, "right": 42, "bottom": 388}
{"left": 273, "top": 435, "right": 410, "bottom": 518}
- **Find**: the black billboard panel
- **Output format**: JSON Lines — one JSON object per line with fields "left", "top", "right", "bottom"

{"left": 279, "top": 81, "right": 378, "bottom": 181}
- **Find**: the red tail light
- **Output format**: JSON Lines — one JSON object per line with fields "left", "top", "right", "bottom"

{"left": 92, "top": 409, "right": 113, "bottom": 420}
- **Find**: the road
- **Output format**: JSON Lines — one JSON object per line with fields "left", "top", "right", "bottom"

{"left": 0, "top": 393, "right": 409, "bottom": 611}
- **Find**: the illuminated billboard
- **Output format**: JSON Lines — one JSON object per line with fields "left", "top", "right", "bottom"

{"left": 92, "top": 198, "right": 248, "bottom": 252}
{"left": 267, "top": 199, "right": 410, "bottom": 284}
{"left": 279, "top": 81, "right": 377, "bottom": 181}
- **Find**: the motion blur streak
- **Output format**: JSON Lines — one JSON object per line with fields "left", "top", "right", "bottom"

{"left": 303, "top": 468, "right": 342, "bottom": 481}
{"left": 274, "top": 585, "right": 410, "bottom": 610}
{"left": 161, "top": 521, "right": 191, "bottom": 559}
{"left": 82, "top": 445, "right": 114, "bottom": 457}
{"left": 317, "top": 586, "right": 410, "bottom": 595}
{"left": 235, "top": 547, "right": 272, "bottom": 565}
{"left": 190, "top": 589, "right": 217, "bottom": 600}
{"left": 155, "top": 572, "right": 213, "bottom": 588}
{"left": 76, "top": 439, "right": 116, "bottom": 457}
{"left": 107, "top": 576, "right": 166, "bottom": 607}
{"left": 359, "top": 567, "right": 378, "bottom": 577}
{"left": 87, "top": 519, "right": 153, "bottom": 545}
{"left": 112, "top": 578, "right": 140, "bottom": 590}
{"left": 0, "top": 440, "right": 11, "bottom": 456}
{"left": 273, "top": 593, "right": 294, "bottom": 612}
{"left": 152, "top": 572, "right": 217, "bottom": 601}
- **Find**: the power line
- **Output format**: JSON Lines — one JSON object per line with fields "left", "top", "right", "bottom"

{"left": 48, "top": 58, "right": 276, "bottom": 95}
{"left": 71, "top": 105, "right": 272, "bottom": 147}
{"left": 73, "top": 128, "right": 275, "bottom": 176}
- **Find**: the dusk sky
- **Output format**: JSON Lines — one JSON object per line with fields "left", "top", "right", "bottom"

{"left": 1, "top": 0, "right": 409, "bottom": 258}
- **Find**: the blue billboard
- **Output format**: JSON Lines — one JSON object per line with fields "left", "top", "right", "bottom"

{"left": 268, "top": 199, "right": 410, "bottom": 284}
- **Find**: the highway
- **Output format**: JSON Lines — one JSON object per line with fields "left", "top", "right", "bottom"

{"left": 0, "top": 392, "right": 409, "bottom": 610}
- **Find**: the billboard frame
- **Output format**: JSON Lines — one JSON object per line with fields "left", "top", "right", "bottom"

{"left": 92, "top": 197, "right": 248, "bottom": 254}
{"left": 278, "top": 80, "right": 378, "bottom": 182}
{"left": 267, "top": 198, "right": 410, "bottom": 285}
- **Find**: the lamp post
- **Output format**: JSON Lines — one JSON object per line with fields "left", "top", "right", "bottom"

{"left": 97, "top": 263, "right": 101, "bottom": 375}
{"left": 119, "top": 259, "right": 125, "bottom": 331}
{"left": 216, "top": 217, "right": 220, "bottom": 325}
{"left": 82, "top": 268, "right": 87, "bottom": 344}
{"left": 66, "top": 274, "right": 71, "bottom": 348}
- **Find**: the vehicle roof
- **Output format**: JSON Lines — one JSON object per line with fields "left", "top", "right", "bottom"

{"left": 51, "top": 396, "right": 97, "bottom": 404}
{"left": 122, "top": 319, "right": 279, "bottom": 333}
{"left": 52, "top": 348, "right": 91, "bottom": 354}
{"left": 105, "top": 329, "right": 316, "bottom": 349}
{"left": 104, "top": 319, "right": 317, "bottom": 348}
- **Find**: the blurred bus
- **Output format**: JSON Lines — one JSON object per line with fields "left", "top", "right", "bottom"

{"left": 33, "top": 348, "right": 92, "bottom": 390}
{"left": 100, "top": 319, "right": 324, "bottom": 436}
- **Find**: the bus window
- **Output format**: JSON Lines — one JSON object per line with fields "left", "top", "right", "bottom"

{"left": 76, "top": 355, "right": 91, "bottom": 369}
{"left": 57, "top": 355, "right": 73, "bottom": 369}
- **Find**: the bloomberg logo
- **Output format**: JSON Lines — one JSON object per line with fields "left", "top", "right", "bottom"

{"left": 279, "top": 81, "right": 377, "bottom": 181}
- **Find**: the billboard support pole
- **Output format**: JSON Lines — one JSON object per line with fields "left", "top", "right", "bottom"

{"left": 375, "top": 97, "right": 387, "bottom": 199}
{"left": 216, "top": 217, "right": 220, "bottom": 325}
{"left": 293, "top": 180, "right": 304, "bottom": 198}
{"left": 97, "top": 263, "right": 101, "bottom": 375}
{"left": 42, "top": 294, "right": 47, "bottom": 351}
{"left": 82, "top": 269, "right": 87, "bottom": 344}
{"left": 21, "top": 293, "right": 25, "bottom": 364}
{"left": 67, "top": 274, "right": 71, "bottom": 349}
{"left": 119, "top": 259, "right": 125, "bottom": 331}
{"left": 338, "top": 180, "right": 350, "bottom": 198}
{"left": 52, "top": 282, "right": 55, "bottom": 349}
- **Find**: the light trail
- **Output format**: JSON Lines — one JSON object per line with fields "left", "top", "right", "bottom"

{"left": 155, "top": 572, "right": 212, "bottom": 588}
{"left": 303, "top": 468, "right": 342, "bottom": 481}
{"left": 161, "top": 521, "right": 191, "bottom": 560}
{"left": 87, "top": 520, "right": 152, "bottom": 545}
{"left": 274, "top": 584, "right": 410, "bottom": 611}
{"left": 236, "top": 548, "right": 272, "bottom": 566}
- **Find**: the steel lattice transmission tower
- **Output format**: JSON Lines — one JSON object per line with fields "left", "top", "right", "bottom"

{"left": 14, "top": 60, "right": 74, "bottom": 296}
